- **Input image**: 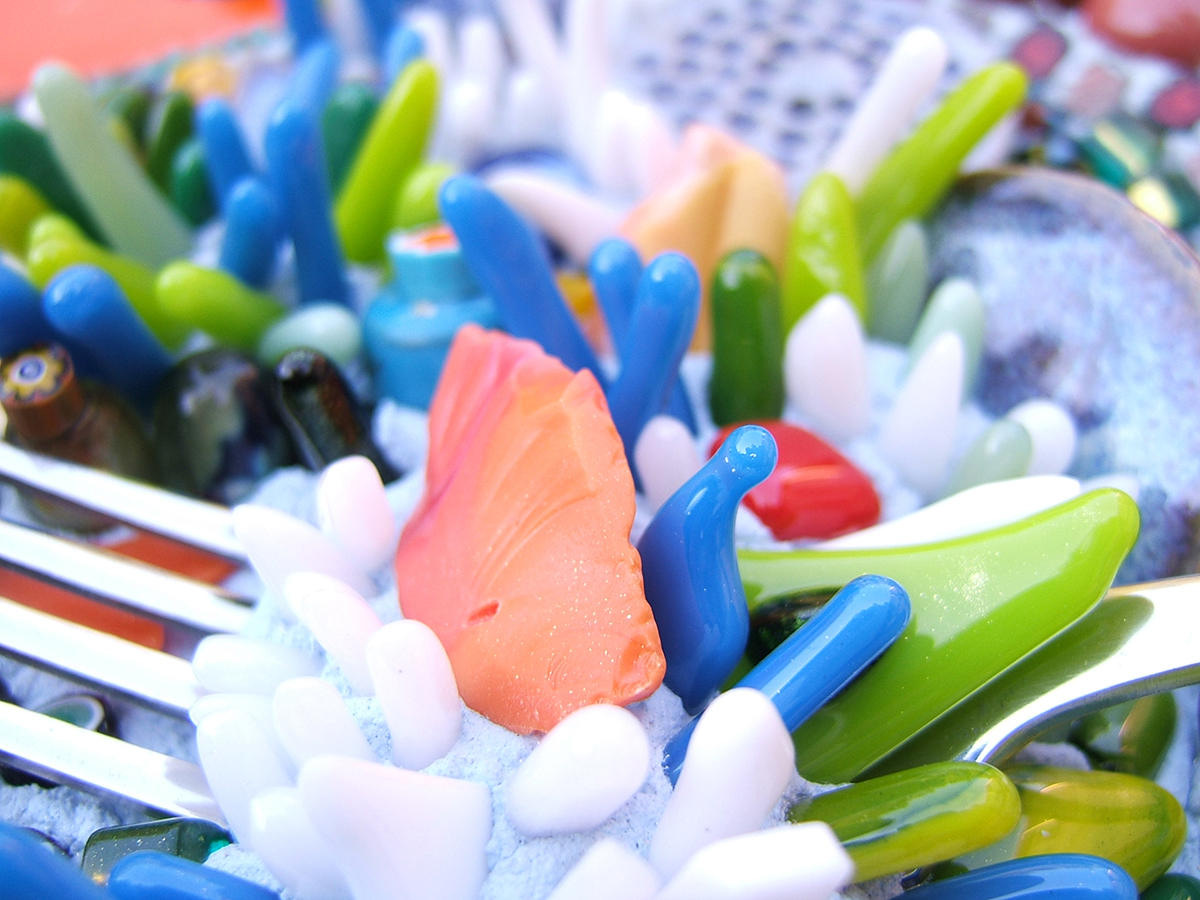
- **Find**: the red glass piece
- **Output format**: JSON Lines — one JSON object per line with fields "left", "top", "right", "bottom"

{"left": 1082, "top": 0, "right": 1200, "bottom": 68}
{"left": 708, "top": 420, "right": 880, "bottom": 542}
{"left": 1150, "top": 78, "right": 1200, "bottom": 130}
{"left": 1011, "top": 25, "right": 1068, "bottom": 80}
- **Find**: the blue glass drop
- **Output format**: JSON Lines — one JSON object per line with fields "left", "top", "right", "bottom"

{"left": 42, "top": 265, "right": 172, "bottom": 409}
{"left": 606, "top": 252, "right": 699, "bottom": 460}
{"left": 265, "top": 99, "right": 349, "bottom": 307}
{"left": 280, "top": 0, "right": 327, "bottom": 53}
{"left": 0, "top": 821, "right": 109, "bottom": 900}
{"left": 108, "top": 851, "right": 280, "bottom": 900}
{"left": 383, "top": 25, "right": 424, "bottom": 88}
{"left": 219, "top": 177, "right": 282, "bottom": 289}
{"left": 661, "top": 573, "right": 911, "bottom": 783}
{"left": 906, "top": 855, "right": 1137, "bottom": 900}
{"left": 357, "top": 0, "right": 396, "bottom": 56}
{"left": 196, "top": 99, "right": 255, "bottom": 212}
{"left": 287, "top": 38, "right": 340, "bottom": 116}
{"left": 637, "top": 424, "right": 777, "bottom": 713}
{"left": 439, "top": 175, "right": 603, "bottom": 382}
{"left": 0, "top": 263, "right": 53, "bottom": 357}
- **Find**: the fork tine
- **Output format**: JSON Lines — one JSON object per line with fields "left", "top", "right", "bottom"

{"left": 0, "top": 442, "right": 247, "bottom": 563}
{"left": 0, "top": 519, "right": 252, "bottom": 634}
{"left": 0, "top": 700, "right": 222, "bottom": 823}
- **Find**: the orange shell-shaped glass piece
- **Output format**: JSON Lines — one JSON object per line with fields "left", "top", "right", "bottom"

{"left": 395, "top": 325, "right": 665, "bottom": 734}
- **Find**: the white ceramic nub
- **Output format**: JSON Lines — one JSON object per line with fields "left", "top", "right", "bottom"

{"left": 316, "top": 456, "right": 399, "bottom": 576}
{"left": 505, "top": 704, "right": 651, "bottom": 837}
{"left": 822, "top": 475, "right": 1082, "bottom": 549}
{"left": 823, "top": 26, "right": 949, "bottom": 195}
{"left": 366, "top": 620, "right": 463, "bottom": 770}
{"left": 563, "top": 0, "right": 610, "bottom": 165}
{"left": 232, "top": 504, "right": 378, "bottom": 608}
{"left": 189, "top": 693, "right": 293, "bottom": 776}
{"left": 495, "top": 0, "right": 565, "bottom": 108}
{"left": 458, "top": 15, "right": 506, "bottom": 104}
{"left": 654, "top": 822, "right": 854, "bottom": 900}
{"left": 273, "top": 678, "right": 375, "bottom": 769}
{"left": 285, "top": 572, "right": 382, "bottom": 696}
{"left": 634, "top": 416, "right": 702, "bottom": 512}
{"left": 784, "top": 293, "right": 871, "bottom": 443}
{"left": 192, "top": 634, "right": 321, "bottom": 696}
{"left": 1005, "top": 398, "right": 1078, "bottom": 476}
{"left": 406, "top": 9, "right": 455, "bottom": 82}
{"left": 879, "top": 332, "right": 965, "bottom": 498}
{"left": 503, "top": 67, "right": 556, "bottom": 147}
{"left": 196, "top": 707, "right": 293, "bottom": 842}
{"left": 299, "top": 755, "right": 492, "bottom": 900}
{"left": 625, "top": 99, "right": 678, "bottom": 196}
{"left": 249, "top": 786, "right": 352, "bottom": 900}
{"left": 649, "top": 689, "right": 796, "bottom": 881}
{"left": 547, "top": 838, "right": 661, "bottom": 900}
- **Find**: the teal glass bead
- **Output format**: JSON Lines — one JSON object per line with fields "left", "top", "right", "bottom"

{"left": 1142, "top": 874, "right": 1200, "bottom": 900}
{"left": 907, "top": 277, "right": 986, "bottom": 392}
{"left": 81, "top": 818, "right": 233, "bottom": 885}
{"left": 1127, "top": 174, "right": 1200, "bottom": 231}
{"left": 1078, "top": 113, "right": 1162, "bottom": 189}
{"left": 144, "top": 91, "right": 195, "bottom": 191}
{"left": 104, "top": 86, "right": 153, "bottom": 154}
{"left": 1069, "top": 693, "right": 1177, "bottom": 778}
{"left": 323, "top": 81, "right": 378, "bottom": 196}
{"left": 169, "top": 138, "right": 215, "bottom": 227}
{"left": 866, "top": 219, "right": 929, "bottom": 345}
{"left": 941, "top": 420, "right": 1033, "bottom": 498}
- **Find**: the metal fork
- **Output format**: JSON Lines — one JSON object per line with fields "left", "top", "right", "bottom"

{"left": 0, "top": 441, "right": 1199, "bottom": 826}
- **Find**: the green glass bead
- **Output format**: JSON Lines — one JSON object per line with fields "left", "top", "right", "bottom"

{"left": 1070, "top": 693, "right": 1176, "bottom": 778}
{"left": 81, "top": 817, "right": 232, "bottom": 885}
{"left": 907, "top": 277, "right": 986, "bottom": 392}
{"left": 335, "top": 60, "right": 438, "bottom": 263}
{"left": 738, "top": 488, "right": 1139, "bottom": 784}
{"left": 257, "top": 302, "right": 362, "bottom": 368}
{"left": 857, "top": 62, "right": 1028, "bottom": 263}
{"left": 0, "top": 174, "right": 51, "bottom": 256}
{"left": 709, "top": 249, "right": 785, "bottom": 426}
{"left": 1142, "top": 874, "right": 1200, "bottom": 900}
{"left": 1128, "top": 174, "right": 1200, "bottom": 231}
{"left": 941, "top": 420, "right": 1032, "bottom": 498}
{"left": 392, "top": 160, "right": 456, "bottom": 231}
{"left": 780, "top": 171, "right": 865, "bottom": 333}
{"left": 144, "top": 91, "right": 195, "bottom": 191}
{"left": 104, "top": 85, "right": 153, "bottom": 153}
{"left": 866, "top": 219, "right": 928, "bottom": 345}
{"left": 0, "top": 112, "right": 105, "bottom": 243}
{"left": 323, "top": 81, "right": 379, "bottom": 196}
{"left": 1078, "top": 113, "right": 1161, "bottom": 190}
{"left": 169, "top": 138, "right": 215, "bottom": 227}
{"left": 789, "top": 762, "right": 1021, "bottom": 882}
{"left": 107, "top": 115, "right": 140, "bottom": 161}
{"left": 26, "top": 215, "right": 190, "bottom": 350}
{"left": 156, "top": 262, "right": 286, "bottom": 352}
{"left": 1007, "top": 765, "right": 1186, "bottom": 890}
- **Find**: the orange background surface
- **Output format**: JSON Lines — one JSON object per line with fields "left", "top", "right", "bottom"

{"left": 0, "top": 0, "right": 281, "bottom": 100}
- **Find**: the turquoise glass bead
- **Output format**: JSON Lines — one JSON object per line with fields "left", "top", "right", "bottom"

{"left": 81, "top": 818, "right": 232, "bottom": 885}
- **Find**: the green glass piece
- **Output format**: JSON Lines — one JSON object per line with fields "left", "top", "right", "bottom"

{"left": 169, "top": 138, "right": 215, "bottom": 227}
{"left": 789, "top": 762, "right": 1021, "bottom": 882}
{"left": 144, "top": 91, "right": 195, "bottom": 190}
{"left": 335, "top": 60, "right": 438, "bottom": 263}
{"left": 738, "top": 489, "right": 1139, "bottom": 784}
{"left": 81, "top": 817, "right": 232, "bottom": 885}
{"left": 257, "top": 302, "right": 363, "bottom": 368}
{"left": 709, "top": 249, "right": 785, "bottom": 426}
{"left": 1142, "top": 874, "right": 1200, "bottom": 900}
{"left": 104, "top": 85, "right": 153, "bottom": 153}
{"left": 107, "top": 115, "right": 140, "bottom": 161}
{"left": 857, "top": 62, "right": 1028, "bottom": 263}
{"left": 1078, "top": 113, "right": 1161, "bottom": 190}
{"left": 780, "top": 171, "right": 865, "bottom": 334}
{"left": 26, "top": 215, "right": 190, "bottom": 350}
{"left": 32, "top": 63, "right": 193, "bottom": 268}
{"left": 156, "top": 261, "right": 286, "bottom": 352}
{"left": 941, "top": 420, "right": 1032, "bottom": 498}
{"left": 866, "top": 219, "right": 928, "bottom": 345}
{"left": 392, "top": 160, "right": 456, "bottom": 231}
{"left": 1007, "top": 764, "right": 1186, "bottom": 890}
{"left": 323, "top": 81, "right": 379, "bottom": 196}
{"left": 0, "top": 112, "right": 106, "bottom": 242}
{"left": 1128, "top": 174, "right": 1200, "bottom": 232}
{"left": 1070, "top": 693, "right": 1176, "bottom": 778}
{"left": 0, "top": 174, "right": 51, "bottom": 256}
{"left": 907, "top": 277, "right": 986, "bottom": 391}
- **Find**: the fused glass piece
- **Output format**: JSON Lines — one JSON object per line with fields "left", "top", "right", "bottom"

{"left": 103, "top": 86, "right": 152, "bottom": 154}
{"left": 1006, "top": 399, "right": 1077, "bottom": 476}
{"left": 662, "top": 574, "right": 910, "bottom": 785}
{"left": 781, "top": 171, "right": 865, "bottom": 332}
{"left": 384, "top": 24, "right": 425, "bottom": 87}
{"left": 168, "top": 138, "right": 215, "bottom": 227}
{"left": 738, "top": 489, "right": 1139, "bottom": 784}
{"left": 81, "top": 818, "right": 232, "bottom": 886}
{"left": 1069, "top": 693, "right": 1176, "bottom": 778}
{"left": 247, "top": 786, "right": 349, "bottom": 900}
{"left": 912, "top": 855, "right": 1137, "bottom": 900}
{"left": 219, "top": 177, "right": 282, "bottom": 289}
{"left": 1082, "top": 0, "right": 1200, "bottom": 68}
{"left": 639, "top": 425, "right": 776, "bottom": 714}
{"left": 1142, "top": 874, "right": 1200, "bottom": 900}
{"left": 37, "top": 693, "right": 112, "bottom": 734}
{"left": 709, "top": 420, "right": 879, "bottom": 542}
{"left": 395, "top": 326, "right": 664, "bottom": 734}
{"left": 793, "top": 761, "right": 1019, "bottom": 881}
{"left": 274, "top": 348, "right": 398, "bottom": 480}
{"left": 907, "top": 277, "right": 985, "bottom": 393}
{"left": 272, "top": 676, "right": 377, "bottom": 769}
{"left": 108, "top": 851, "right": 279, "bottom": 900}
{"left": 143, "top": 91, "right": 194, "bottom": 191}
{"left": 196, "top": 97, "right": 256, "bottom": 211}
{"left": 1005, "top": 765, "right": 1186, "bottom": 889}
{"left": 783, "top": 294, "right": 872, "bottom": 443}
{"left": 0, "top": 820, "right": 110, "bottom": 900}
{"left": 156, "top": 262, "right": 286, "bottom": 352}
{"left": 0, "top": 263, "right": 53, "bottom": 358}
{"left": 548, "top": 839, "right": 659, "bottom": 900}
{"left": 322, "top": 81, "right": 378, "bottom": 196}
{"left": 1063, "top": 64, "right": 1127, "bottom": 119}
{"left": 280, "top": 0, "right": 326, "bottom": 53}
{"left": 167, "top": 56, "right": 238, "bottom": 102}
{"left": 0, "top": 112, "right": 105, "bottom": 242}
{"left": 941, "top": 420, "right": 1033, "bottom": 498}
{"left": 1010, "top": 25, "right": 1067, "bottom": 80}
{"left": 856, "top": 62, "right": 1028, "bottom": 263}
{"left": 336, "top": 60, "right": 437, "bottom": 263}
{"left": 1149, "top": 77, "right": 1200, "bottom": 130}
{"left": 1128, "top": 174, "right": 1200, "bottom": 231}
{"left": 152, "top": 349, "right": 296, "bottom": 504}
{"left": 0, "top": 174, "right": 51, "bottom": 256}
{"left": 258, "top": 303, "right": 362, "bottom": 369}
{"left": 1077, "top": 113, "right": 1162, "bottom": 189}
{"left": 635, "top": 415, "right": 703, "bottom": 512}
{"left": 866, "top": 219, "right": 928, "bottom": 344}
{"left": 392, "top": 161, "right": 455, "bottom": 231}
{"left": 708, "top": 250, "right": 784, "bottom": 427}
